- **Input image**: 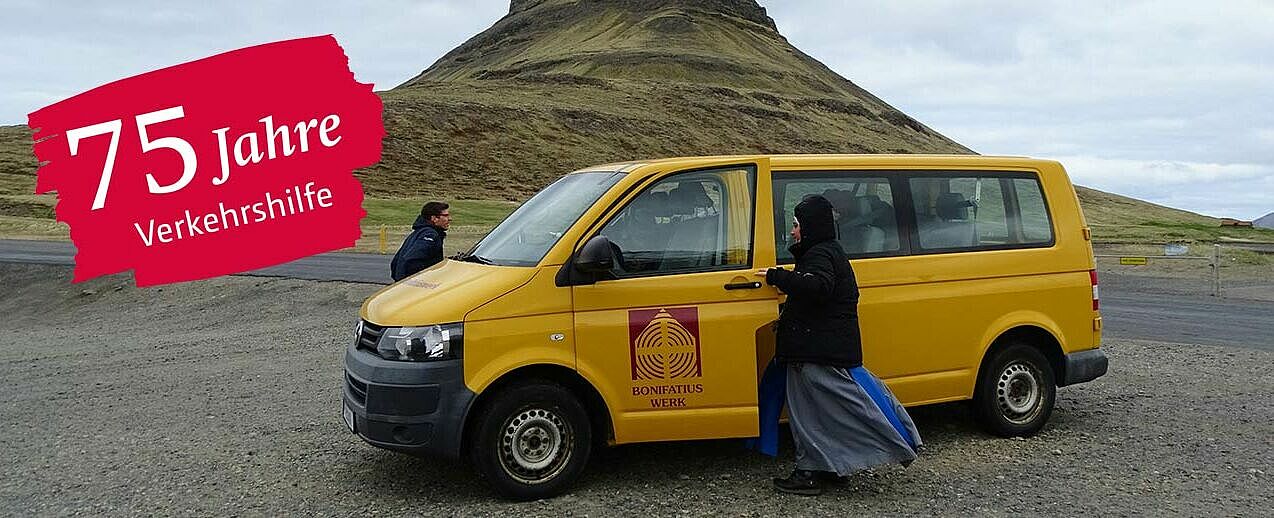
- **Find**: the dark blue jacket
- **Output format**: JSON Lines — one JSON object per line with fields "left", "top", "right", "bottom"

{"left": 390, "top": 215, "right": 446, "bottom": 281}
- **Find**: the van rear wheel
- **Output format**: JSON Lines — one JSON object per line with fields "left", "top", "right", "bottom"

{"left": 974, "top": 343, "right": 1055, "bottom": 437}
{"left": 470, "top": 381, "right": 592, "bottom": 501}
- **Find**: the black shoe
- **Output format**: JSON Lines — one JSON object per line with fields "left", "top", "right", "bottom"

{"left": 772, "top": 469, "right": 823, "bottom": 496}
{"left": 815, "top": 470, "right": 850, "bottom": 486}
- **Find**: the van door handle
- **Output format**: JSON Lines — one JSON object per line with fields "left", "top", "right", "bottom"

{"left": 724, "top": 281, "right": 763, "bottom": 290}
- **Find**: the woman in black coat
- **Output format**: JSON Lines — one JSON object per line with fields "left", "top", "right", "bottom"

{"left": 758, "top": 194, "right": 922, "bottom": 496}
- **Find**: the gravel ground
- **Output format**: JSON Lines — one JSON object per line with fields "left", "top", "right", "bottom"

{"left": 1, "top": 263, "right": 1271, "bottom": 517}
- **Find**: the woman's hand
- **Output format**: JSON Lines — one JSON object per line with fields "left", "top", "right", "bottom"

{"left": 756, "top": 267, "right": 787, "bottom": 287}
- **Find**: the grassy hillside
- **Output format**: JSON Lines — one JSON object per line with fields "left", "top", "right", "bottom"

{"left": 1076, "top": 186, "right": 1274, "bottom": 242}
{"left": 369, "top": 78, "right": 961, "bottom": 199}
{"left": 0, "top": 125, "right": 53, "bottom": 226}
{"left": 1, "top": 125, "right": 36, "bottom": 194}
{"left": 410, "top": 0, "right": 902, "bottom": 102}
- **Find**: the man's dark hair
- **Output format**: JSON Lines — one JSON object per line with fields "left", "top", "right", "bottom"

{"left": 421, "top": 201, "right": 449, "bottom": 218}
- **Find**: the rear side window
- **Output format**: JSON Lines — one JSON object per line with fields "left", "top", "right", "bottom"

{"left": 909, "top": 173, "right": 1053, "bottom": 251}
{"left": 772, "top": 173, "right": 902, "bottom": 263}
{"left": 1014, "top": 179, "right": 1053, "bottom": 243}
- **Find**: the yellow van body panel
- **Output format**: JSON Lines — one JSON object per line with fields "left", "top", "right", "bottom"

{"left": 462, "top": 268, "right": 576, "bottom": 394}
{"left": 361, "top": 261, "right": 536, "bottom": 326}
{"left": 571, "top": 159, "right": 776, "bottom": 443}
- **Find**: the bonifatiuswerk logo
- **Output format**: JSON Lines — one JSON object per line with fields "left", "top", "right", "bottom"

{"left": 628, "top": 307, "right": 702, "bottom": 381}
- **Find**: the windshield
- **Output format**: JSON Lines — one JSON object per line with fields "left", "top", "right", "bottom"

{"left": 466, "top": 171, "right": 625, "bottom": 266}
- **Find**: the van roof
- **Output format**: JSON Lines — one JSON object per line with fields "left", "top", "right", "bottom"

{"left": 575, "top": 154, "right": 1059, "bottom": 175}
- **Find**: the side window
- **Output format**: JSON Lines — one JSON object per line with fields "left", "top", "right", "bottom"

{"left": 772, "top": 173, "right": 901, "bottom": 263}
{"left": 1013, "top": 178, "right": 1054, "bottom": 243}
{"left": 952, "top": 177, "right": 1009, "bottom": 245}
{"left": 598, "top": 166, "right": 755, "bottom": 277}
{"left": 909, "top": 173, "right": 1053, "bottom": 251}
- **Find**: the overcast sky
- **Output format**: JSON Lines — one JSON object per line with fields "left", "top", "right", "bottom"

{"left": 5, "top": 1, "right": 1271, "bottom": 219}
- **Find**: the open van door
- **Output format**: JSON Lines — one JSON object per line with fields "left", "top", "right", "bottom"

{"left": 567, "top": 159, "right": 778, "bottom": 444}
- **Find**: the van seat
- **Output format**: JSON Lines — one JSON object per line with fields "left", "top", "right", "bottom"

{"left": 838, "top": 196, "right": 886, "bottom": 254}
{"left": 660, "top": 184, "right": 720, "bottom": 270}
{"left": 919, "top": 193, "right": 977, "bottom": 248}
{"left": 609, "top": 191, "right": 672, "bottom": 271}
{"left": 863, "top": 195, "right": 899, "bottom": 250}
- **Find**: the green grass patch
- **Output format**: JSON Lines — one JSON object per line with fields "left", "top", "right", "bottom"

{"left": 360, "top": 198, "right": 518, "bottom": 228}
{"left": 1091, "top": 221, "right": 1274, "bottom": 244}
{"left": 1226, "top": 247, "right": 1274, "bottom": 266}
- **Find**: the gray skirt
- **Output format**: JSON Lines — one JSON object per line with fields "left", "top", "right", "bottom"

{"left": 786, "top": 362, "right": 922, "bottom": 475}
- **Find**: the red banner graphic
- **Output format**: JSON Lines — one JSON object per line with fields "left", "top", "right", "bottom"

{"left": 29, "top": 35, "right": 383, "bottom": 286}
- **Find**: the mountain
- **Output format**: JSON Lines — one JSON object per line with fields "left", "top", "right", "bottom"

{"left": 368, "top": 0, "right": 968, "bottom": 199}
{"left": 1255, "top": 212, "right": 1274, "bottom": 229}
{"left": 2, "top": 0, "right": 1263, "bottom": 244}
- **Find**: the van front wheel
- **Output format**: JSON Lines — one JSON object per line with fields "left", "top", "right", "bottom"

{"left": 974, "top": 343, "right": 1055, "bottom": 437}
{"left": 470, "top": 381, "right": 592, "bottom": 501}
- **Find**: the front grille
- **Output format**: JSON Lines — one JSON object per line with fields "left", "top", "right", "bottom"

{"left": 346, "top": 373, "right": 368, "bottom": 405}
{"left": 357, "top": 321, "right": 384, "bottom": 353}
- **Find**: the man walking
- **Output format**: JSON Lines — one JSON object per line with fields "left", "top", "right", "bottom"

{"left": 391, "top": 201, "right": 451, "bottom": 281}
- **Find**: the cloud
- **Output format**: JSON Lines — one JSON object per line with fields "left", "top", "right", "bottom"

{"left": 1056, "top": 155, "right": 1273, "bottom": 219}
{"left": 1060, "top": 156, "right": 1267, "bottom": 187}
{"left": 0, "top": 0, "right": 508, "bottom": 121}
{"left": 765, "top": 0, "right": 1274, "bottom": 218}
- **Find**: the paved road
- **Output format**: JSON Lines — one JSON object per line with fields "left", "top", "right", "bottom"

{"left": 0, "top": 238, "right": 392, "bottom": 284}
{"left": 3, "top": 238, "right": 1271, "bottom": 351}
{"left": 1100, "top": 292, "right": 1274, "bottom": 351}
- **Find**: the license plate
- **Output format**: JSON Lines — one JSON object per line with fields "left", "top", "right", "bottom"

{"left": 343, "top": 402, "right": 355, "bottom": 433}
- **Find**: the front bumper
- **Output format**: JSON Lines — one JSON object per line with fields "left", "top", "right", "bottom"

{"left": 342, "top": 344, "right": 475, "bottom": 459}
{"left": 1060, "top": 348, "right": 1109, "bottom": 387}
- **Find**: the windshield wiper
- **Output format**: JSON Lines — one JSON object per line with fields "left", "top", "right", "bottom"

{"left": 456, "top": 252, "right": 494, "bottom": 265}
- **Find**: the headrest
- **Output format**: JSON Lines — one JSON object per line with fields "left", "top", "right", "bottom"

{"left": 936, "top": 193, "right": 973, "bottom": 221}
{"left": 839, "top": 196, "right": 875, "bottom": 226}
{"left": 821, "top": 189, "right": 855, "bottom": 212}
{"left": 669, "top": 183, "right": 712, "bottom": 215}
{"left": 630, "top": 191, "right": 670, "bottom": 218}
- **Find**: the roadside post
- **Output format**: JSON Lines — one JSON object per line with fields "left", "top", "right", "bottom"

{"left": 1213, "top": 244, "right": 1221, "bottom": 297}
{"left": 379, "top": 225, "right": 387, "bottom": 254}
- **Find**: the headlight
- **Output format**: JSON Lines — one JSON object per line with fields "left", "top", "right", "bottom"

{"left": 374, "top": 323, "right": 464, "bottom": 361}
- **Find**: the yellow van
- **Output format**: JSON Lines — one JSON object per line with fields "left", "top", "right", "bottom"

{"left": 342, "top": 155, "right": 1107, "bottom": 499}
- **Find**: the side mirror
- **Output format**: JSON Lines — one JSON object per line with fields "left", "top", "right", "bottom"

{"left": 576, "top": 235, "right": 615, "bottom": 274}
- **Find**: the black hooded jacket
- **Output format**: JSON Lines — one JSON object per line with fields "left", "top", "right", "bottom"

{"left": 390, "top": 214, "right": 446, "bottom": 281}
{"left": 764, "top": 195, "right": 863, "bottom": 367}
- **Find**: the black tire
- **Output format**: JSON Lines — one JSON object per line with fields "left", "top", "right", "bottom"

{"left": 469, "top": 380, "right": 592, "bottom": 501}
{"left": 973, "top": 343, "right": 1056, "bottom": 437}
